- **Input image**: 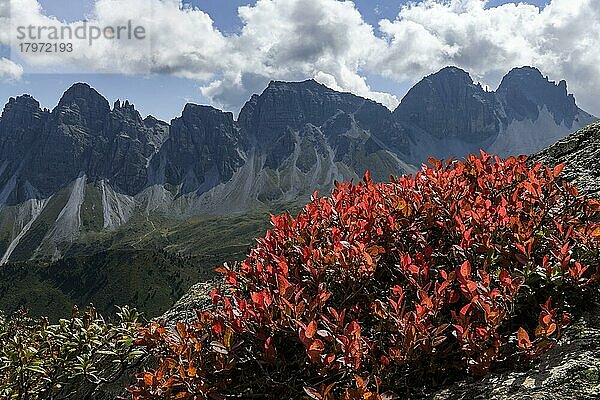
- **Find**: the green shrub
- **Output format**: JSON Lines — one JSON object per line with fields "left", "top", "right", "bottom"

{"left": 0, "top": 305, "right": 143, "bottom": 399}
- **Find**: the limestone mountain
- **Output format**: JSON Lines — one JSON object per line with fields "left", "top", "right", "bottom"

{"left": 0, "top": 83, "right": 169, "bottom": 202}
{"left": 394, "top": 66, "right": 596, "bottom": 163}
{"left": 0, "top": 80, "right": 414, "bottom": 263}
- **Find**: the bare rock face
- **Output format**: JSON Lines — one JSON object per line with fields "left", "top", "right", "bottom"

{"left": 532, "top": 121, "right": 600, "bottom": 197}
{"left": 238, "top": 79, "right": 413, "bottom": 182}
{"left": 160, "top": 280, "right": 221, "bottom": 324}
{"left": 497, "top": 67, "right": 585, "bottom": 127}
{"left": 239, "top": 79, "right": 369, "bottom": 145}
{"left": 394, "top": 67, "right": 502, "bottom": 142}
{"left": 0, "top": 83, "right": 170, "bottom": 202}
{"left": 0, "top": 95, "right": 49, "bottom": 204}
{"left": 149, "top": 105, "right": 246, "bottom": 195}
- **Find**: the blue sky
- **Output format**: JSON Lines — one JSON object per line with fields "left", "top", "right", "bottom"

{"left": 4, "top": 0, "right": 594, "bottom": 122}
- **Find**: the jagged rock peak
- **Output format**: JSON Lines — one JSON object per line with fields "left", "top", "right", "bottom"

{"left": 428, "top": 66, "right": 473, "bottom": 81}
{"left": 112, "top": 98, "right": 143, "bottom": 123}
{"left": 143, "top": 115, "right": 168, "bottom": 128}
{"left": 497, "top": 66, "right": 583, "bottom": 126}
{"left": 113, "top": 99, "right": 136, "bottom": 110}
{"left": 57, "top": 82, "right": 108, "bottom": 106}
{"left": 55, "top": 82, "right": 110, "bottom": 116}
{"left": 265, "top": 79, "right": 327, "bottom": 91}
{"left": 242, "top": 78, "right": 378, "bottom": 137}
{"left": 5, "top": 94, "right": 40, "bottom": 108}
{"left": 52, "top": 83, "right": 111, "bottom": 133}
{"left": 499, "top": 66, "right": 567, "bottom": 96}
{"left": 393, "top": 65, "right": 500, "bottom": 143}
{"left": 502, "top": 66, "right": 545, "bottom": 81}
{"left": 181, "top": 103, "right": 233, "bottom": 119}
{"left": 1, "top": 94, "right": 42, "bottom": 118}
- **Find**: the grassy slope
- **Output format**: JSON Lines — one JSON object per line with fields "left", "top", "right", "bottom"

{"left": 0, "top": 202, "right": 300, "bottom": 321}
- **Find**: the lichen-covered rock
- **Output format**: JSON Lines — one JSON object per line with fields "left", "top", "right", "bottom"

{"left": 533, "top": 121, "right": 600, "bottom": 197}
{"left": 159, "top": 280, "right": 221, "bottom": 324}
{"left": 431, "top": 295, "right": 600, "bottom": 400}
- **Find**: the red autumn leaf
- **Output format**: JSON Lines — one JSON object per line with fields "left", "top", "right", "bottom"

{"left": 309, "top": 339, "right": 325, "bottom": 352}
{"left": 305, "top": 320, "right": 318, "bottom": 339}
{"left": 517, "top": 327, "right": 531, "bottom": 350}
{"left": 460, "top": 261, "right": 471, "bottom": 278}
{"left": 143, "top": 373, "right": 154, "bottom": 387}
{"left": 553, "top": 163, "right": 566, "bottom": 178}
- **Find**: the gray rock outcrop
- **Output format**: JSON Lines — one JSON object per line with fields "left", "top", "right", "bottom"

{"left": 394, "top": 66, "right": 596, "bottom": 163}
{"left": 532, "top": 121, "right": 600, "bottom": 197}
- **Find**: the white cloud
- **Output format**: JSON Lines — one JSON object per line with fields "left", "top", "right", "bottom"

{"left": 202, "top": 0, "right": 398, "bottom": 110}
{"left": 2, "top": 0, "right": 399, "bottom": 111}
{"left": 2, "top": 0, "right": 600, "bottom": 116}
{"left": 3, "top": 0, "right": 229, "bottom": 76}
{"left": 0, "top": 57, "right": 23, "bottom": 81}
{"left": 377, "top": 0, "right": 600, "bottom": 115}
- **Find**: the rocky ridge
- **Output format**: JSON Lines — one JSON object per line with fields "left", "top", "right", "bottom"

{"left": 0, "top": 67, "right": 596, "bottom": 263}
{"left": 533, "top": 120, "right": 600, "bottom": 196}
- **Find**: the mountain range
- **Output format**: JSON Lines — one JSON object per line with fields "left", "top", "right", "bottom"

{"left": 0, "top": 65, "right": 596, "bottom": 319}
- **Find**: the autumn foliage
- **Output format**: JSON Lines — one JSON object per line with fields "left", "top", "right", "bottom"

{"left": 130, "top": 153, "right": 600, "bottom": 399}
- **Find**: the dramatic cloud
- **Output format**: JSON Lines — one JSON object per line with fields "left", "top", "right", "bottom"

{"left": 2, "top": 0, "right": 600, "bottom": 115}
{"left": 377, "top": 0, "right": 600, "bottom": 116}
{"left": 202, "top": 0, "right": 398, "bottom": 110}
{"left": 3, "top": 0, "right": 398, "bottom": 110}
{"left": 2, "top": 0, "right": 229, "bottom": 76}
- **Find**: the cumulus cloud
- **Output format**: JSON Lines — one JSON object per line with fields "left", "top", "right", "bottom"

{"left": 2, "top": 0, "right": 600, "bottom": 115}
{"left": 2, "top": 0, "right": 399, "bottom": 110}
{"left": 377, "top": 0, "right": 600, "bottom": 115}
{"left": 3, "top": 0, "right": 229, "bottom": 76}
{"left": 201, "top": 0, "right": 398, "bottom": 110}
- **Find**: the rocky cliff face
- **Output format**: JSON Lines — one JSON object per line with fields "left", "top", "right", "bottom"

{"left": 0, "top": 83, "right": 170, "bottom": 202}
{"left": 149, "top": 105, "right": 246, "bottom": 195}
{"left": 235, "top": 79, "right": 412, "bottom": 188}
{"left": 532, "top": 121, "right": 600, "bottom": 196}
{"left": 497, "top": 67, "right": 582, "bottom": 127}
{"left": 0, "top": 95, "right": 49, "bottom": 205}
{"left": 394, "top": 67, "right": 501, "bottom": 142}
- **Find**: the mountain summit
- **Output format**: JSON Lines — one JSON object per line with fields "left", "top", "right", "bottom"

{"left": 393, "top": 66, "right": 595, "bottom": 162}
{"left": 497, "top": 67, "right": 582, "bottom": 126}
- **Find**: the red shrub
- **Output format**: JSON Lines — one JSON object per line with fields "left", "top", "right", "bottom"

{"left": 131, "top": 153, "right": 600, "bottom": 399}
